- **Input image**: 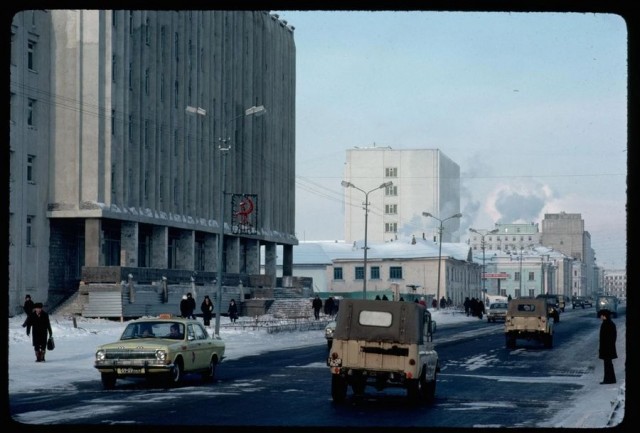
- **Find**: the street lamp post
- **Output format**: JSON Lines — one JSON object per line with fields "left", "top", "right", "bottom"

{"left": 469, "top": 228, "right": 499, "bottom": 298}
{"left": 341, "top": 180, "right": 393, "bottom": 299}
{"left": 422, "top": 212, "right": 462, "bottom": 309}
{"left": 187, "top": 104, "right": 266, "bottom": 336}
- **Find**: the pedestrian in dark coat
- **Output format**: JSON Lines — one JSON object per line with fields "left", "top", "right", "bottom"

{"left": 180, "top": 295, "right": 190, "bottom": 318}
{"left": 201, "top": 295, "right": 214, "bottom": 326}
{"left": 463, "top": 297, "right": 471, "bottom": 316}
{"left": 228, "top": 299, "right": 239, "bottom": 323}
{"left": 598, "top": 309, "right": 617, "bottom": 384}
{"left": 22, "top": 294, "right": 35, "bottom": 327}
{"left": 312, "top": 296, "right": 323, "bottom": 320}
{"left": 324, "top": 297, "right": 335, "bottom": 316}
{"left": 24, "top": 302, "right": 53, "bottom": 362}
{"left": 23, "top": 294, "right": 34, "bottom": 315}
{"left": 186, "top": 292, "right": 196, "bottom": 319}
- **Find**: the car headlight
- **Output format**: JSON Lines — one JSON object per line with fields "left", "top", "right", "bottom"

{"left": 96, "top": 349, "right": 106, "bottom": 361}
{"left": 156, "top": 349, "right": 167, "bottom": 361}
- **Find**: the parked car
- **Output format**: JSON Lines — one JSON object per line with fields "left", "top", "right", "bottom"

{"left": 324, "top": 320, "right": 336, "bottom": 349}
{"left": 487, "top": 302, "right": 508, "bottom": 323}
{"left": 94, "top": 314, "right": 225, "bottom": 389}
{"left": 596, "top": 295, "right": 619, "bottom": 318}
{"left": 572, "top": 296, "right": 593, "bottom": 309}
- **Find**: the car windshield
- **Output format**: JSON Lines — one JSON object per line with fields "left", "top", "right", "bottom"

{"left": 120, "top": 321, "right": 185, "bottom": 340}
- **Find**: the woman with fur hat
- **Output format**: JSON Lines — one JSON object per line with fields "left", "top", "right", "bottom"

{"left": 24, "top": 302, "right": 53, "bottom": 362}
{"left": 598, "top": 308, "right": 617, "bottom": 384}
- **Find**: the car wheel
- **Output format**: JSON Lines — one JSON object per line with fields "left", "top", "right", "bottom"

{"left": 422, "top": 373, "right": 438, "bottom": 404}
{"left": 407, "top": 378, "right": 420, "bottom": 401}
{"left": 101, "top": 373, "right": 117, "bottom": 390}
{"left": 202, "top": 357, "right": 218, "bottom": 382}
{"left": 168, "top": 358, "right": 184, "bottom": 387}
{"left": 331, "top": 375, "right": 348, "bottom": 403}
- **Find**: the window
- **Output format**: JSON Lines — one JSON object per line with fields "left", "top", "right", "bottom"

{"left": 174, "top": 81, "right": 179, "bottom": 108}
{"left": 160, "top": 74, "right": 164, "bottom": 101}
{"left": 385, "top": 204, "right": 397, "bottom": 215}
{"left": 27, "top": 155, "right": 35, "bottom": 182}
{"left": 128, "top": 115, "right": 133, "bottom": 142}
{"left": 389, "top": 266, "right": 403, "bottom": 279}
{"left": 174, "top": 32, "right": 179, "bottom": 63}
{"left": 515, "top": 272, "right": 521, "bottom": 282}
{"left": 355, "top": 266, "right": 364, "bottom": 280}
{"left": 528, "top": 272, "right": 535, "bottom": 281}
{"left": 370, "top": 266, "right": 380, "bottom": 279}
{"left": 145, "top": 17, "right": 150, "bottom": 45}
{"left": 385, "top": 167, "right": 397, "bottom": 177}
{"left": 128, "top": 62, "right": 133, "bottom": 90}
{"left": 26, "top": 216, "right": 34, "bottom": 246}
{"left": 111, "top": 109, "right": 116, "bottom": 134}
{"left": 129, "top": 11, "right": 133, "bottom": 34}
{"left": 10, "top": 27, "right": 16, "bottom": 65}
{"left": 144, "top": 120, "right": 150, "bottom": 148}
{"left": 145, "top": 68, "right": 150, "bottom": 94}
{"left": 27, "top": 40, "right": 36, "bottom": 70}
{"left": 385, "top": 222, "right": 397, "bottom": 233}
{"left": 112, "top": 55, "right": 116, "bottom": 82}
{"left": 385, "top": 185, "right": 397, "bottom": 196}
{"left": 111, "top": 165, "right": 116, "bottom": 194}
{"left": 333, "top": 267, "right": 343, "bottom": 280}
{"left": 27, "top": 99, "right": 36, "bottom": 126}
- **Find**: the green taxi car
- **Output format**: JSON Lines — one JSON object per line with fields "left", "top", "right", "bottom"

{"left": 94, "top": 314, "right": 225, "bottom": 389}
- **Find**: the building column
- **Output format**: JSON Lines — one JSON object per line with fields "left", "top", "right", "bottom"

{"left": 245, "top": 239, "right": 260, "bottom": 275}
{"left": 282, "top": 244, "right": 293, "bottom": 277}
{"left": 226, "top": 237, "right": 240, "bottom": 273}
{"left": 264, "top": 242, "right": 277, "bottom": 288}
{"left": 120, "top": 221, "right": 138, "bottom": 267}
{"left": 151, "top": 226, "right": 168, "bottom": 268}
{"left": 204, "top": 233, "right": 216, "bottom": 271}
{"left": 175, "top": 229, "right": 195, "bottom": 270}
{"left": 84, "top": 218, "right": 102, "bottom": 267}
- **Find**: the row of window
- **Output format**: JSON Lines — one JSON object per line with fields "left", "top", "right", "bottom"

{"left": 471, "top": 235, "right": 535, "bottom": 243}
{"left": 333, "top": 265, "right": 403, "bottom": 281}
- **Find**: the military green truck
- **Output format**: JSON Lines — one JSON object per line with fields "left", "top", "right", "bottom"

{"left": 505, "top": 298, "right": 553, "bottom": 349}
{"left": 327, "top": 299, "right": 439, "bottom": 403}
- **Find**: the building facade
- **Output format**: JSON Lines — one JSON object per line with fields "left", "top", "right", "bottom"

{"left": 468, "top": 223, "right": 541, "bottom": 252}
{"left": 541, "top": 212, "right": 596, "bottom": 294}
{"left": 9, "top": 10, "right": 297, "bottom": 315}
{"left": 603, "top": 269, "right": 626, "bottom": 299}
{"left": 343, "top": 147, "right": 461, "bottom": 244}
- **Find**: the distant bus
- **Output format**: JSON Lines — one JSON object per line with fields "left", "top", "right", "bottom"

{"left": 595, "top": 295, "right": 619, "bottom": 318}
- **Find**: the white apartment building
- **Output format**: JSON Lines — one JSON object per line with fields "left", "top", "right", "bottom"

{"left": 343, "top": 147, "right": 461, "bottom": 244}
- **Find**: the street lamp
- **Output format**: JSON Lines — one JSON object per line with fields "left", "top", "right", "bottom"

{"left": 422, "top": 212, "right": 462, "bottom": 309}
{"left": 469, "top": 228, "right": 499, "bottom": 298}
{"left": 341, "top": 180, "right": 393, "bottom": 299}
{"left": 187, "top": 104, "right": 266, "bottom": 336}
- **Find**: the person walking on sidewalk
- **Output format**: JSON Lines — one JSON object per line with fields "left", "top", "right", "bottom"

{"left": 24, "top": 302, "right": 53, "bottom": 362}
{"left": 598, "top": 308, "right": 617, "bottom": 384}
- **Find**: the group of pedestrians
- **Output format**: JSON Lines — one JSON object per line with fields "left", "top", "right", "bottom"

{"left": 312, "top": 295, "right": 339, "bottom": 320}
{"left": 180, "top": 293, "right": 239, "bottom": 326}
{"left": 463, "top": 297, "right": 486, "bottom": 319}
{"left": 21, "top": 294, "right": 53, "bottom": 363}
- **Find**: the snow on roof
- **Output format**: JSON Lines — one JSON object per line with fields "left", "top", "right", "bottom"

{"left": 283, "top": 239, "right": 471, "bottom": 266}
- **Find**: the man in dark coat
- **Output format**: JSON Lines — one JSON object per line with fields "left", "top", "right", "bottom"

{"left": 312, "top": 296, "right": 322, "bottom": 320}
{"left": 186, "top": 293, "right": 196, "bottom": 319}
{"left": 24, "top": 302, "right": 53, "bottom": 362}
{"left": 180, "top": 295, "right": 190, "bottom": 318}
{"left": 598, "top": 309, "right": 617, "bottom": 384}
{"left": 23, "top": 294, "right": 34, "bottom": 315}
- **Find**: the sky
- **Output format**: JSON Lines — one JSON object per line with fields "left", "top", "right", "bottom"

{"left": 7, "top": 309, "right": 625, "bottom": 428}
{"left": 276, "top": 10, "right": 628, "bottom": 270}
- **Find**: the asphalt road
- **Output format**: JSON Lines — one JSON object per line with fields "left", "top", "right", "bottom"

{"left": 9, "top": 306, "right": 621, "bottom": 429}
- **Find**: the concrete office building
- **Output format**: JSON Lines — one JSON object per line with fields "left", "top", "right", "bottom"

{"left": 8, "top": 10, "right": 297, "bottom": 315}
{"left": 541, "top": 212, "right": 596, "bottom": 295}
{"left": 343, "top": 147, "right": 461, "bottom": 245}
